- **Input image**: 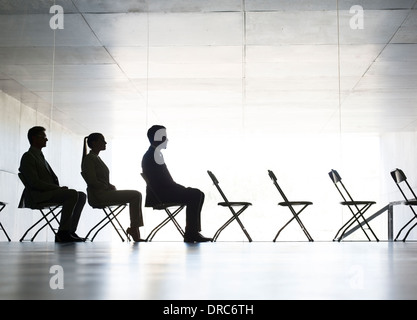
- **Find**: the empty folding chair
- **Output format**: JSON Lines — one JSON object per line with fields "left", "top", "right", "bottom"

{"left": 81, "top": 173, "right": 130, "bottom": 242}
{"left": 18, "top": 173, "right": 62, "bottom": 242}
{"left": 207, "top": 170, "right": 252, "bottom": 242}
{"left": 268, "top": 170, "right": 314, "bottom": 242}
{"left": 0, "top": 201, "right": 11, "bottom": 241}
{"left": 141, "top": 173, "right": 185, "bottom": 241}
{"left": 328, "top": 169, "right": 379, "bottom": 242}
{"left": 390, "top": 168, "right": 417, "bottom": 241}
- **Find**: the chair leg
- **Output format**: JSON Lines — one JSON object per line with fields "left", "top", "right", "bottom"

{"left": 273, "top": 205, "right": 313, "bottom": 242}
{"left": 146, "top": 206, "right": 185, "bottom": 242}
{"left": 19, "top": 206, "right": 61, "bottom": 242}
{"left": 212, "top": 205, "right": 252, "bottom": 242}
{"left": 290, "top": 205, "right": 313, "bottom": 242}
{"left": 334, "top": 211, "right": 369, "bottom": 242}
{"left": 31, "top": 207, "right": 61, "bottom": 241}
{"left": 0, "top": 222, "right": 11, "bottom": 241}
{"left": 335, "top": 204, "right": 378, "bottom": 242}
{"left": 395, "top": 216, "right": 417, "bottom": 241}
{"left": 103, "top": 206, "right": 129, "bottom": 242}
{"left": 86, "top": 205, "right": 128, "bottom": 242}
{"left": 0, "top": 204, "right": 11, "bottom": 241}
{"left": 402, "top": 220, "right": 417, "bottom": 241}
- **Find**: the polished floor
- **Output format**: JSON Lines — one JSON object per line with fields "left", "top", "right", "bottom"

{"left": 0, "top": 240, "right": 417, "bottom": 300}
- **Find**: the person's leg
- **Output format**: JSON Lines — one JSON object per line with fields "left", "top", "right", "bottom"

{"left": 97, "top": 190, "right": 143, "bottom": 227}
{"left": 70, "top": 192, "right": 86, "bottom": 237}
{"left": 94, "top": 190, "right": 145, "bottom": 241}
{"left": 183, "top": 188, "right": 204, "bottom": 233}
{"left": 161, "top": 187, "right": 209, "bottom": 241}
{"left": 45, "top": 188, "right": 82, "bottom": 242}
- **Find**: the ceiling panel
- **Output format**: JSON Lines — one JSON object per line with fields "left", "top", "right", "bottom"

{"left": 0, "top": 0, "right": 416, "bottom": 138}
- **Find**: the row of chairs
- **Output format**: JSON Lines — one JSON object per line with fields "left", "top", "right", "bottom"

{"left": 1, "top": 168, "right": 416, "bottom": 242}
{"left": 329, "top": 168, "right": 417, "bottom": 242}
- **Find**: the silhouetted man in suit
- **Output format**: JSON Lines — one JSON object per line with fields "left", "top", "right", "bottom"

{"left": 19, "top": 126, "right": 86, "bottom": 242}
{"left": 142, "top": 125, "right": 211, "bottom": 243}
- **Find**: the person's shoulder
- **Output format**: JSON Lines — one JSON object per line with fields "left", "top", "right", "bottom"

{"left": 142, "top": 147, "right": 153, "bottom": 159}
{"left": 20, "top": 149, "right": 34, "bottom": 160}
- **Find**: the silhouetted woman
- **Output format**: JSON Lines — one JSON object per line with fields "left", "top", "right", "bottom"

{"left": 81, "top": 133, "right": 145, "bottom": 242}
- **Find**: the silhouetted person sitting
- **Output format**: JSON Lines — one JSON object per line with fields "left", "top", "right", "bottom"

{"left": 81, "top": 133, "right": 145, "bottom": 242}
{"left": 19, "top": 126, "right": 86, "bottom": 242}
{"left": 142, "top": 125, "right": 211, "bottom": 243}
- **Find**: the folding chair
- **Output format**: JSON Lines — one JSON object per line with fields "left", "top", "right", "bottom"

{"left": 207, "top": 170, "right": 252, "bottom": 242}
{"left": 81, "top": 172, "right": 130, "bottom": 242}
{"left": 84, "top": 203, "right": 130, "bottom": 242}
{"left": 0, "top": 202, "right": 11, "bottom": 241}
{"left": 328, "top": 169, "right": 379, "bottom": 242}
{"left": 18, "top": 173, "right": 62, "bottom": 242}
{"left": 390, "top": 168, "right": 417, "bottom": 241}
{"left": 141, "top": 173, "right": 185, "bottom": 241}
{"left": 268, "top": 170, "right": 314, "bottom": 242}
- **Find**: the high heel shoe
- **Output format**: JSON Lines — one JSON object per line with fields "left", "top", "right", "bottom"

{"left": 126, "top": 227, "right": 146, "bottom": 242}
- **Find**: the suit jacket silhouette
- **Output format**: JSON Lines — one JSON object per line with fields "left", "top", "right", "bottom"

{"left": 141, "top": 146, "right": 185, "bottom": 207}
{"left": 81, "top": 152, "right": 114, "bottom": 205}
{"left": 18, "top": 146, "right": 61, "bottom": 208}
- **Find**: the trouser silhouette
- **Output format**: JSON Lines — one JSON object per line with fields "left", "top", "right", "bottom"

{"left": 157, "top": 187, "right": 204, "bottom": 233}
{"left": 46, "top": 189, "right": 86, "bottom": 232}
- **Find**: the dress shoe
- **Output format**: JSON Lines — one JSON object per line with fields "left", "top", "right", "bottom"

{"left": 184, "top": 232, "right": 212, "bottom": 243}
{"left": 71, "top": 232, "right": 86, "bottom": 242}
{"left": 126, "top": 227, "right": 147, "bottom": 242}
{"left": 55, "top": 231, "right": 84, "bottom": 243}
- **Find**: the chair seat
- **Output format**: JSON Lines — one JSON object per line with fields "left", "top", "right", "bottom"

{"left": 151, "top": 203, "right": 184, "bottom": 210}
{"left": 91, "top": 204, "right": 125, "bottom": 209}
{"left": 279, "top": 201, "right": 312, "bottom": 206}
{"left": 218, "top": 202, "right": 252, "bottom": 207}
{"left": 341, "top": 201, "right": 376, "bottom": 206}
{"left": 29, "top": 202, "right": 62, "bottom": 210}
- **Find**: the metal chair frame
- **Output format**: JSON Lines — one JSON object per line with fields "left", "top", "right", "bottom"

{"left": 0, "top": 202, "right": 11, "bottom": 241}
{"left": 141, "top": 173, "right": 185, "bottom": 241}
{"left": 268, "top": 170, "right": 314, "bottom": 242}
{"left": 84, "top": 203, "right": 130, "bottom": 242}
{"left": 329, "top": 169, "right": 379, "bottom": 242}
{"left": 18, "top": 173, "right": 62, "bottom": 242}
{"left": 207, "top": 170, "right": 252, "bottom": 242}
{"left": 81, "top": 172, "right": 130, "bottom": 242}
{"left": 390, "top": 168, "right": 417, "bottom": 241}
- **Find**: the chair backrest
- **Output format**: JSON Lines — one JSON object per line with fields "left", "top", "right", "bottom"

{"left": 390, "top": 168, "right": 417, "bottom": 201}
{"left": 268, "top": 170, "right": 291, "bottom": 204}
{"left": 328, "top": 169, "right": 342, "bottom": 184}
{"left": 328, "top": 169, "right": 354, "bottom": 203}
{"left": 207, "top": 170, "right": 230, "bottom": 204}
{"left": 17, "top": 172, "right": 59, "bottom": 209}
{"left": 18, "top": 172, "right": 27, "bottom": 187}
{"left": 17, "top": 172, "right": 30, "bottom": 208}
{"left": 80, "top": 171, "right": 87, "bottom": 184}
{"left": 140, "top": 172, "right": 150, "bottom": 186}
{"left": 140, "top": 172, "right": 165, "bottom": 205}
{"left": 391, "top": 168, "right": 407, "bottom": 184}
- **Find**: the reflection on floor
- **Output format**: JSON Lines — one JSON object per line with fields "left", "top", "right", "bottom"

{"left": 0, "top": 241, "right": 416, "bottom": 300}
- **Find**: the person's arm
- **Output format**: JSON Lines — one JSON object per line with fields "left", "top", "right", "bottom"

{"left": 82, "top": 155, "right": 109, "bottom": 190}
{"left": 142, "top": 148, "right": 176, "bottom": 189}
